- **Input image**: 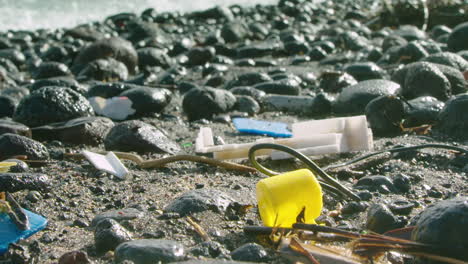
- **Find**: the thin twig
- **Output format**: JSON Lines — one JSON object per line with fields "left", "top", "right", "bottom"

{"left": 186, "top": 216, "right": 210, "bottom": 242}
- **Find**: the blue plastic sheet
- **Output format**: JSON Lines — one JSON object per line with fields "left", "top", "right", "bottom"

{"left": 233, "top": 118, "right": 292, "bottom": 138}
{"left": 0, "top": 210, "right": 47, "bottom": 254}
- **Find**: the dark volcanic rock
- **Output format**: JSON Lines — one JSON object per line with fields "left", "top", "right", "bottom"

{"left": 253, "top": 79, "right": 301, "bottom": 95}
{"left": 115, "top": 239, "right": 185, "bottom": 264}
{"left": 30, "top": 77, "right": 87, "bottom": 95}
{"left": 94, "top": 218, "right": 132, "bottom": 253}
{"left": 334, "top": 79, "right": 400, "bottom": 114}
{"left": 401, "top": 62, "right": 451, "bottom": 101}
{"left": 447, "top": 22, "right": 468, "bottom": 52}
{"left": 72, "top": 37, "right": 138, "bottom": 74}
{"left": 420, "top": 52, "right": 468, "bottom": 72}
{"left": 412, "top": 197, "right": 468, "bottom": 263}
{"left": 13, "top": 87, "right": 94, "bottom": 127}
{"left": 320, "top": 71, "right": 358, "bottom": 94}
{"left": 58, "top": 250, "right": 92, "bottom": 264}
{"left": 365, "top": 95, "right": 405, "bottom": 136}
{"left": 343, "top": 62, "right": 387, "bottom": 82}
{"left": 230, "top": 86, "right": 266, "bottom": 101}
{"left": 0, "top": 95, "right": 18, "bottom": 118}
{"left": 234, "top": 95, "right": 260, "bottom": 115}
{"left": 366, "top": 204, "right": 399, "bottom": 234}
{"left": 33, "top": 62, "right": 72, "bottom": 79}
{"left": 437, "top": 93, "right": 468, "bottom": 140}
{"left": 226, "top": 72, "right": 272, "bottom": 89}
{"left": 120, "top": 87, "right": 172, "bottom": 116}
{"left": 0, "top": 119, "right": 31, "bottom": 137}
{"left": 87, "top": 82, "right": 136, "bottom": 98}
{"left": 231, "top": 243, "right": 268, "bottom": 262}
{"left": 91, "top": 208, "right": 144, "bottom": 227}
{"left": 0, "top": 86, "right": 29, "bottom": 101}
{"left": 404, "top": 96, "right": 444, "bottom": 127}
{"left": 0, "top": 173, "right": 50, "bottom": 192}
{"left": 186, "top": 47, "right": 215, "bottom": 66}
{"left": 0, "top": 133, "right": 49, "bottom": 160}
{"left": 182, "top": 87, "right": 236, "bottom": 121}
{"left": 32, "top": 117, "right": 114, "bottom": 145}
{"left": 164, "top": 189, "right": 234, "bottom": 216}
{"left": 355, "top": 175, "right": 396, "bottom": 193}
{"left": 137, "top": 47, "right": 172, "bottom": 69}
{"left": 78, "top": 58, "right": 128, "bottom": 82}
{"left": 104, "top": 120, "right": 180, "bottom": 154}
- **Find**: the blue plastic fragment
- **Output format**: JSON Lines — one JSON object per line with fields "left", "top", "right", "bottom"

{"left": 232, "top": 118, "right": 293, "bottom": 138}
{"left": 0, "top": 210, "right": 47, "bottom": 255}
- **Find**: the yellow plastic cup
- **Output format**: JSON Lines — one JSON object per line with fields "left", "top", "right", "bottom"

{"left": 256, "top": 169, "right": 323, "bottom": 227}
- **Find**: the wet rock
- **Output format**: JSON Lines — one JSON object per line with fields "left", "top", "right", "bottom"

{"left": 65, "top": 25, "right": 106, "bottom": 41}
{"left": 254, "top": 78, "right": 301, "bottom": 95}
{"left": 94, "top": 218, "right": 133, "bottom": 253}
{"left": 105, "top": 120, "right": 180, "bottom": 154}
{"left": 403, "top": 96, "right": 444, "bottom": 127}
{"left": 0, "top": 173, "right": 50, "bottom": 192}
{"left": 14, "top": 87, "right": 94, "bottom": 127}
{"left": 355, "top": 175, "right": 396, "bottom": 194}
{"left": 340, "top": 31, "right": 369, "bottom": 51}
{"left": 343, "top": 62, "right": 387, "bottom": 81}
{"left": 91, "top": 208, "right": 144, "bottom": 227}
{"left": 237, "top": 43, "right": 278, "bottom": 59}
{"left": 72, "top": 37, "right": 138, "bottom": 74}
{"left": 115, "top": 239, "right": 185, "bottom": 264}
{"left": 137, "top": 47, "right": 172, "bottom": 69}
{"left": 221, "top": 21, "right": 248, "bottom": 43}
{"left": 341, "top": 201, "right": 369, "bottom": 215}
{"left": 33, "top": 62, "right": 72, "bottom": 79}
{"left": 0, "top": 95, "right": 18, "bottom": 118}
{"left": 58, "top": 250, "right": 92, "bottom": 264}
{"left": 231, "top": 243, "right": 268, "bottom": 262}
{"left": 437, "top": 93, "right": 468, "bottom": 140}
{"left": 0, "top": 119, "right": 31, "bottom": 137}
{"left": 308, "top": 46, "right": 327, "bottom": 61}
{"left": 234, "top": 95, "right": 260, "bottom": 115}
{"left": 366, "top": 204, "right": 399, "bottom": 233}
{"left": 397, "top": 42, "right": 429, "bottom": 63}
{"left": 164, "top": 189, "right": 234, "bottom": 216}
{"left": 420, "top": 52, "right": 468, "bottom": 72}
{"left": 365, "top": 95, "right": 405, "bottom": 136}
{"left": 30, "top": 77, "right": 87, "bottom": 95}
{"left": 186, "top": 47, "right": 215, "bottom": 66}
{"left": 309, "top": 92, "right": 334, "bottom": 116}
{"left": 32, "top": 117, "right": 114, "bottom": 145}
{"left": 0, "top": 58, "right": 19, "bottom": 74}
{"left": 447, "top": 22, "right": 468, "bottom": 52}
{"left": 120, "top": 86, "right": 172, "bottom": 116}
{"left": 412, "top": 197, "right": 468, "bottom": 263}
{"left": 334, "top": 79, "right": 400, "bottom": 114}
{"left": 382, "top": 35, "right": 407, "bottom": 52}
{"left": 230, "top": 86, "right": 266, "bottom": 101}
{"left": 0, "top": 133, "right": 48, "bottom": 160}
{"left": 401, "top": 62, "right": 451, "bottom": 101}
{"left": 182, "top": 87, "right": 236, "bottom": 121}
{"left": 319, "top": 71, "right": 357, "bottom": 94}
{"left": 0, "top": 49, "right": 25, "bottom": 68}
{"left": 395, "top": 25, "right": 426, "bottom": 41}
{"left": 0, "top": 86, "right": 29, "bottom": 101}
{"left": 226, "top": 72, "right": 272, "bottom": 89}
{"left": 261, "top": 95, "right": 314, "bottom": 114}
{"left": 78, "top": 58, "right": 128, "bottom": 82}
{"left": 188, "top": 6, "right": 234, "bottom": 21}
{"left": 433, "top": 63, "right": 468, "bottom": 95}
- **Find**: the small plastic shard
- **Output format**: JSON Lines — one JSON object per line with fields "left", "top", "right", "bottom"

{"left": 0, "top": 162, "right": 18, "bottom": 173}
{"left": 0, "top": 209, "right": 47, "bottom": 254}
{"left": 233, "top": 118, "right": 293, "bottom": 138}
{"left": 88, "top": 96, "right": 136, "bottom": 120}
{"left": 81, "top": 150, "right": 129, "bottom": 179}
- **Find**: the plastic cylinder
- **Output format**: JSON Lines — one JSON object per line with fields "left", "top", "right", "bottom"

{"left": 256, "top": 169, "right": 323, "bottom": 227}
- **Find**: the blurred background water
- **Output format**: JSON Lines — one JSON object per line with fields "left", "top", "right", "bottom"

{"left": 0, "top": 0, "right": 278, "bottom": 31}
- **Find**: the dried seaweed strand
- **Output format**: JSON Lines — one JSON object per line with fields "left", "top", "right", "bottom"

{"left": 186, "top": 216, "right": 211, "bottom": 242}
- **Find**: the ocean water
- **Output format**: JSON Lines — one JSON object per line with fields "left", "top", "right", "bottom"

{"left": 0, "top": 0, "right": 278, "bottom": 32}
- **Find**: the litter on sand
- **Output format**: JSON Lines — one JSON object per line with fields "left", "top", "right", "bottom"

{"left": 88, "top": 96, "right": 136, "bottom": 121}
{"left": 196, "top": 115, "right": 373, "bottom": 160}
{"left": 232, "top": 118, "right": 292, "bottom": 137}
{"left": 81, "top": 150, "right": 129, "bottom": 179}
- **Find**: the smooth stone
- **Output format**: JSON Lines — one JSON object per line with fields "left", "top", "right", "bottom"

{"left": 186, "top": 47, "right": 215, "bottom": 66}
{"left": 355, "top": 175, "right": 396, "bottom": 193}
{"left": 0, "top": 173, "right": 50, "bottom": 192}
{"left": 78, "top": 58, "right": 128, "bottom": 82}
{"left": 119, "top": 87, "right": 172, "bottom": 116}
{"left": 447, "top": 22, "right": 468, "bottom": 52}
{"left": 403, "top": 96, "right": 444, "bottom": 127}
{"left": 13, "top": 87, "right": 94, "bottom": 127}
{"left": 231, "top": 243, "right": 268, "bottom": 262}
{"left": 94, "top": 218, "right": 133, "bottom": 253}
{"left": 237, "top": 43, "right": 277, "bottom": 59}
{"left": 30, "top": 77, "right": 87, "bottom": 95}
{"left": 72, "top": 37, "right": 138, "bottom": 74}
{"left": 334, "top": 79, "right": 400, "bottom": 114}
{"left": 33, "top": 62, "right": 72, "bottom": 79}
{"left": 230, "top": 86, "right": 266, "bottom": 101}
{"left": 31, "top": 117, "right": 114, "bottom": 146}
{"left": 365, "top": 95, "right": 405, "bottom": 136}
{"left": 164, "top": 189, "right": 234, "bottom": 216}
{"left": 389, "top": 200, "right": 414, "bottom": 215}
{"left": 437, "top": 93, "right": 468, "bottom": 140}
{"left": 0, "top": 119, "right": 31, "bottom": 137}
{"left": 87, "top": 82, "right": 138, "bottom": 98}
{"left": 0, "top": 133, "right": 48, "bottom": 160}
{"left": 253, "top": 79, "right": 301, "bottom": 95}
{"left": 225, "top": 73, "right": 272, "bottom": 89}
{"left": 412, "top": 197, "right": 468, "bottom": 263}
{"left": 343, "top": 62, "right": 387, "bottom": 81}
{"left": 190, "top": 241, "right": 228, "bottom": 258}
{"left": 319, "top": 71, "right": 357, "bottom": 94}
{"left": 137, "top": 47, "right": 172, "bottom": 69}
{"left": 397, "top": 42, "right": 429, "bottom": 63}
{"left": 420, "top": 52, "right": 468, "bottom": 72}
{"left": 0, "top": 95, "right": 18, "bottom": 118}
{"left": 261, "top": 95, "right": 314, "bottom": 114}
{"left": 0, "top": 49, "right": 25, "bottom": 67}
{"left": 401, "top": 62, "right": 451, "bottom": 101}
{"left": 115, "top": 239, "right": 185, "bottom": 264}
{"left": 433, "top": 63, "right": 468, "bottom": 95}
{"left": 366, "top": 204, "right": 399, "bottom": 234}
{"left": 104, "top": 120, "right": 180, "bottom": 154}
{"left": 182, "top": 87, "right": 236, "bottom": 121}
{"left": 341, "top": 201, "right": 369, "bottom": 214}
{"left": 58, "top": 250, "right": 92, "bottom": 264}
{"left": 0, "top": 86, "right": 29, "bottom": 101}
{"left": 221, "top": 21, "right": 248, "bottom": 43}
{"left": 188, "top": 6, "right": 234, "bottom": 21}
{"left": 234, "top": 95, "right": 260, "bottom": 115}
{"left": 392, "top": 173, "right": 412, "bottom": 193}
{"left": 91, "top": 208, "right": 144, "bottom": 226}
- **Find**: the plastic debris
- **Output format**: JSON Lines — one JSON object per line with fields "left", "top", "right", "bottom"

{"left": 0, "top": 209, "right": 47, "bottom": 254}
{"left": 81, "top": 150, "right": 129, "bottom": 179}
{"left": 196, "top": 115, "right": 373, "bottom": 160}
{"left": 233, "top": 118, "right": 292, "bottom": 137}
{"left": 88, "top": 96, "right": 136, "bottom": 121}
{"left": 0, "top": 162, "right": 18, "bottom": 172}
{"left": 256, "top": 169, "right": 323, "bottom": 227}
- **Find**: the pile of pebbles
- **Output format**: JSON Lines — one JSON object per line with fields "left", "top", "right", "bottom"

{"left": 0, "top": 0, "right": 467, "bottom": 263}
